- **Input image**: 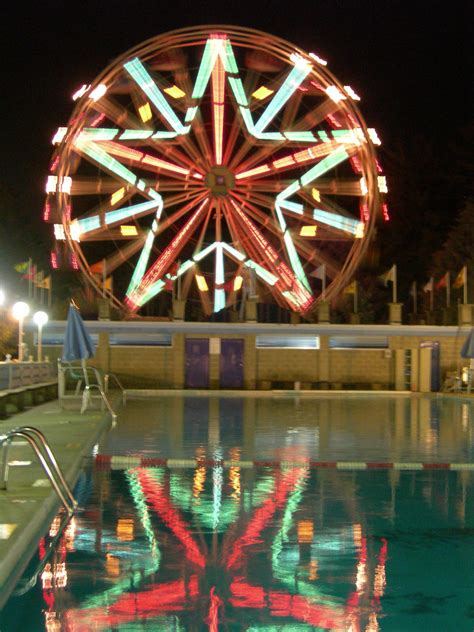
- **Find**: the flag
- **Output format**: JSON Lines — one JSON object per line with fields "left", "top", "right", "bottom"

{"left": 37, "top": 276, "right": 51, "bottom": 290}
{"left": 90, "top": 261, "right": 104, "bottom": 274}
{"left": 14, "top": 261, "right": 29, "bottom": 273}
{"left": 453, "top": 266, "right": 467, "bottom": 288}
{"left": 436, "top": 272, "right": 449, "bottom": 289}
{"left": 23, "top": 264, "right": 37, "bottom": 280}
{"left": 34, "top": 271, "right": 44, "bottom": 284}
{"left": 310, "top": 264, "right": 326, "bottom": 280}
{"left": 379, "top": 264, "right": 396, "bottom": 286}
{"left": 423, "top": 277, "right": 434, "bottom": 293}
{"left": 344, "top": 281, "right": 357, "bottom": 294}
{"left": 103, "top": 276, "right": 113, "bottom": 291}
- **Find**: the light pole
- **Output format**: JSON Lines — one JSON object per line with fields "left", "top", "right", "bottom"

{"left": 12, "top": 302, "right": 30, "bottom": 362}
{"left": 33, "top": 311, "right": 48, "bottom": 362}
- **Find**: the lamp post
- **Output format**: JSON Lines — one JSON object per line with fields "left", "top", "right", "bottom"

{"left": 33, "top": 311, "right": 48, "bottom": 362}
{"left": 12, "top": 301, "right": 30, "bottom": 362}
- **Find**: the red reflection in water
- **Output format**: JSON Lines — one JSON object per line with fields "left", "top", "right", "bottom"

{"left": 64, "top": 465, "right": 388, "bottom": 630}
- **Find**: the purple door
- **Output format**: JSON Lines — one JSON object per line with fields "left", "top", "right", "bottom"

{"left": 185, "top": 339, "right": 209, "bottom": 388}
{"left": 220, "top": 339, "right": 244, "bottom": 389}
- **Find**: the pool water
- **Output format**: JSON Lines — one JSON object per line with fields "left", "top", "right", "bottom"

{"left": 2, "top": 394, "right": 474, "bottom": 631}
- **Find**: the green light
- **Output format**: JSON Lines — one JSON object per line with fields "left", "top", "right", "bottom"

{"left": 77, "top": 198, "right": 161, "bottom": 236}
{"left": 76, "top": 216, "right": 100, "bottom": 233}
{"left": 192, "top": 38, "right": 222, "bottom": 99}
{"left": 177, "top": 259, "right": 195, "bottom": 275}
{"left": 253, "top": 62, "right": 311, "bottom": 135}
{"left": 221, "top": 242, "right": 245, "bottom": 261}
{"left": 279, "top": 200, "right": 304, "bottom": 214}
{"left": 134, "top": 279, "right": 166, "bottom": 306}
{"left": 284, "top": 131, "right": 316, "bottom": 142}
{"left": 215, "top": 243, "right": 224, "bottom": 284}
{"left": 118, "top": 130, "right": 154, "bottom": 140}
{"left": 300, "top": 149, "right": 348, "bottom": 186}
{"left": 254, "top": 131, "right": 285, "bottom": 140}
{"left": 124, "top": 57, "right": 187, "bottom": 134}
{"left": 78, "top": 141, "right": 139, "bottom": 188}
{"left": 184, "top": 107, "right": 199, "bottom": 123}
{"left": 78, "top": 128, "right": 119, "bottom": 141}
{"left": 150, "top": 131, "right": 180, "bottom": 139}
{"left": 194, "top": 241, "right": 217, "bottom": 262}
{"left": 222, "top": 39, "right": 239, "bottom": 73}
{"left": 244, "top": 260, "right": 278, "bottom": 286}
{"left": 126, "top": 230, "right": 156, "bottom": 297}
{"left": 313, "top": 209, "right": 363, "bottom": 235}
{"left": 214, "top": 288, "right": 226, "bottom": 312}
{"left": 228, "top": 77, "right": 248, "bottom": 106}
{"left": 284, "top": 231, "right": 310, "bottom": 291}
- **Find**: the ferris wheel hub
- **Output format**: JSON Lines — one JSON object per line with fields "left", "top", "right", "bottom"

{"left": 205, "top": 166, "right": 235, "bottom": 197}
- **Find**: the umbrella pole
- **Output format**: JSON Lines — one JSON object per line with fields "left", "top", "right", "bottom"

{"left": 81, "top": 358, "right": 91, "bottom": 414}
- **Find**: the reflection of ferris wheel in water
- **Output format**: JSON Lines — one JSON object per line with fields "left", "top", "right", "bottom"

{"left": 46, "top": 25, "right": 388, "bottom": 317}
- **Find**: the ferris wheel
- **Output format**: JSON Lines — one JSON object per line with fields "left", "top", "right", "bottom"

{"left": 46, "top": 25, "right": 387, "bottom": 316}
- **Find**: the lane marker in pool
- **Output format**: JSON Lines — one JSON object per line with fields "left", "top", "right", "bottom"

{"left": 95, "top": 455, "right": 474, "bottom": 471}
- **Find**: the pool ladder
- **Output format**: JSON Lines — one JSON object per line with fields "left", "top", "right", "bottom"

{"left": 0, "top": 426, "right": 77, "bottom": 514}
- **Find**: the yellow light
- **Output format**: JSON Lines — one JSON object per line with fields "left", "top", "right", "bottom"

{"left": 311, "top": 188, "right": 321, "bottom": 202}
{"left": 300, "top": 225, "right": 317, "bottom": 237}
{"left": 233, "top": 275, "right": 243, "bottom": 291}
{"left": 297, "top": 520, "right": 314, "bottom": 543}
{"left": 309, "top": 559, "right": 319, "bottom": 580}
{"left": 252, "top": 85, "right": 274, "bottom": 100}
{"left": 111, "top": 187, "right": 125, "bottom": 205}
{"left": 138, "top": 102, "right": 153, "bottom": 122}
{"left": 116, "top": 518, "right": 134, "bottom": 541}
{"left": 106, "top": 554, "right": 121, "bottom": 576}
{"left": 193, "top": 466, "right": 206, "bottom": 498}
{"left": 120, "top": 225, "right": 138, "bottom": 236}
{"left": 196, "top": 274, "right": 209, "bottom": 292}
{"left": 164, "top": 85, "right": 186, "bottom": 99}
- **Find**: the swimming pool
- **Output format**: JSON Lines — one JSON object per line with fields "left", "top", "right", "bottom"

{"left": 2, "top": 394, "right": 474, "bottom": 630}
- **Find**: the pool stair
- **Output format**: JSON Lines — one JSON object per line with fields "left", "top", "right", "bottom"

{"left": 0, "top": 400, "right": 114, "bottom": 609}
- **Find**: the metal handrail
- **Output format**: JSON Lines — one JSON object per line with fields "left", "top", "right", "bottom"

{"left": 104, "top": 373, "right": 126, "bottom": 403}
{"left": 0, "top": 427, "right": 77, "bottom": 514}
{"left": 58, "top": 362, "right": 118, "bottom": 421}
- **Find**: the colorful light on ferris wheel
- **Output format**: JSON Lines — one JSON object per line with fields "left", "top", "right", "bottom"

{"left": 47, "top": 26, "right": 385, "bottom": 315}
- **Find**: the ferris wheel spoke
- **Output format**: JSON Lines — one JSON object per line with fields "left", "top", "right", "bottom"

{"left": 126, "top": 197, "right": 210, "bottom": 309}
{"left": 292, "top": 97, "right": 339, "bottom": 131}
{"left": 230, "top": 191, "right": 340, "bottom": 278}
{"left": 92, "top": 236, "right": 148, "bottom": 274}
{"left": 74, "top": 139, "right": 161, "bottom": 202}
{"left": 95, "top": 140, "right": 198, "bottom": 180}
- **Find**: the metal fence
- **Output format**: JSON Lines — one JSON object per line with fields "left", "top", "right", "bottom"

{"left": 0, "top": 362, "right": 55, "bottom": 390}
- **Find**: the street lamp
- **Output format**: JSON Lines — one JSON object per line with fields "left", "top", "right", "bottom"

{"left": 33, "top": 311, "right": 48, "bottom": 362}
{"left": 12, "top": 301, "right": 30, "bottom": 362}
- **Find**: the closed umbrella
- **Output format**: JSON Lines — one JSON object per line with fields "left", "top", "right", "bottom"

{"left": 461, "top": 328, "right": 474, "bottom": 360}
{"left": 62, "top": 304, "right": 95, "bottom": 363}
{"left": 460, "top": 328, "right": 474, "bottom": 392}
{"left": 62, "top": 304, "right": 96, "bottom": 413}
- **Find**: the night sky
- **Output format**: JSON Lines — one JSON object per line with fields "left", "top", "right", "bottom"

{"left": 1, "top": 0, "right": 472, "bottom": 296}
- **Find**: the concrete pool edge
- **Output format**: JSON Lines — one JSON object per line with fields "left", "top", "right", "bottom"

{"left": 0, "top": 404, "right": 114, "bottom": 610}
{"left": 124, "top": 388, "right": 415, "bottom": 398}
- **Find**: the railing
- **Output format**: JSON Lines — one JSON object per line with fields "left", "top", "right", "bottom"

{"left": 0, "top": 426, "right": 77, "bottom": 514}
{"left": 58, "top": 361, "right": 119, "bottom": 421}
{"left": 104, "top": 372, "right": 127, "bottom": 405}
{"left": 0, "top": 362, "right": 55, "bottom": 391}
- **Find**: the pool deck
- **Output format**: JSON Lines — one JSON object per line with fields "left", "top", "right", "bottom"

{"left": 0, "top": 399, "right": 114, "bottom": 609}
